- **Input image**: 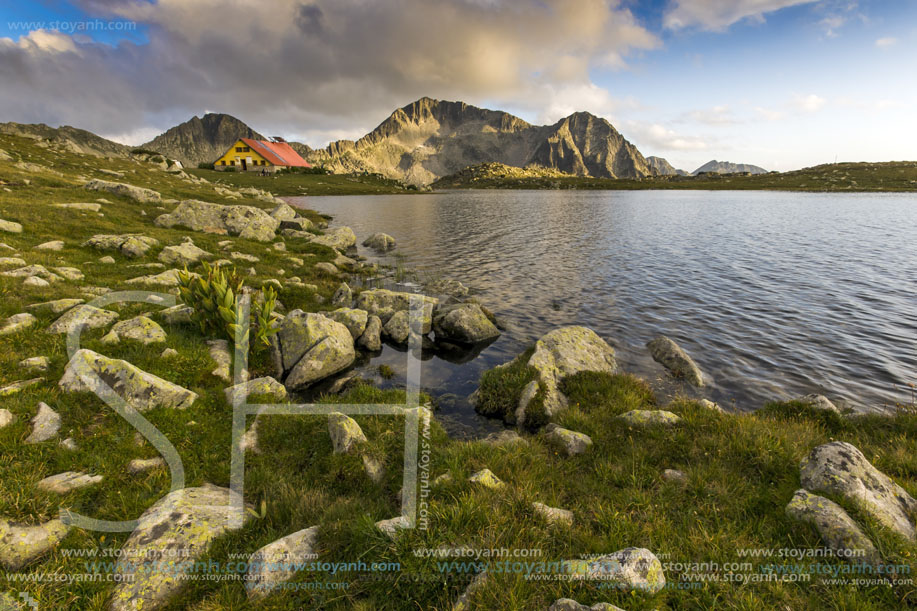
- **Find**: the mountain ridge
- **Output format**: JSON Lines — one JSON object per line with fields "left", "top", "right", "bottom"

{"left": 693, "top": 159, "right": 767, "bottom": 175}
{"left": 0, "top": 122, "right": 129, "bottom": 157}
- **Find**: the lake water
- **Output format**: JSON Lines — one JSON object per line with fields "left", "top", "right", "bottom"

{"left": 287, "top": 190, "right": 917, "bottom": 438}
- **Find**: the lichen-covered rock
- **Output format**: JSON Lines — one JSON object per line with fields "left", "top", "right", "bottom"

{"left": 618, "top": 410, "right": 682, "bottom": 427}
{"left": 60, "top": 349, "right": 197, "bottom": 411}
{"left": 357, "top": 315, "right": 383, "bottom": 351}
{"left": 27, "top": 298, "right": 83, "bottom": 314}
{"left": 324, "top": 308, "right": 368, "bottom": 340}
{"left": 0, "top": 516, "right": 70, "bottom": 570}
{"left": 246, "top": 526, "right": 320, "bottom": 600}
{"left": 36, "top": 471, "right": 103, "bottom": 494}
{"left": 331, "top": 282, "right": 352, "bottom": 308}
{"left": 314, "top": 261, "right": 338, "bottom": 275}
{"left": 125, "top": 268, "right": 196, "bottom": 287}
{"left": 25, "top": 402, "right": 60, "bottom": 443}
{"left": 53, "top": 266, "right": 84, "bottom": 281}
{"left": 383, "top": 310, "right": 411, "bottom": 343}
{"left": 567, "top": 547, "right": 666, "bottom": 593}
{"left": 158, "top": 240, "right": 212, "bottom": 266}
{"left": 109, "top": 485, "right": 250, "bottom": 611}
{"left": 1, "top": 264, "right": 60, "bottom": 281}
{"left": 786, "top": 489, "right": 881, "bottom": 564}
{"left": 107, "top": 316, "right": 167, "bottom": 345}
{"left": 23, "top": 276, "right": 49, "bottom": 287}
{"left": 533, "top": 502, "right": 573, "bottom": 526}
{"left": 544, "top": 424, "right": 593, "bottom": 456}
{"left": 548, "top": 599, "right": 625, "bottom": 611}
{"left": 0, "top": 312, "right": 36, "bottom": 336}
{"left": 47, "top": 305, "right": 118, "bottom": 335}
{"left": 375, "top": 515, "right": 410, "bottom": 538}
{"left": 207, "top": 339, "right": 233, "bottom": 383}
{"left": 272, "top": 311, "right": 355, "bottom": 390}
{"left": 469, "top": 468, "right": 505, "bottom": 489}
{"left": 0, "top": 257, "right": 26, "bottom": 267}
{"left": 159, "top": 304, "right": 193, "bottom": 325}
{"left": 646, "top": 335, "right": 705, "bottom": 386}
{"left": 797, "top": 394, "right": 839, "bottom": 413}
{"left": 224, "top": 377, "right": 287, "bottom": 404}
{"left": 362, "top": 232, "right": 396, "bottom": 251}
{"left": 310, "top": 226, "right": 356, "bottom": 251}
{"left": 269, "top": 202, "right": 299, "bottom": 221}
{"left": 154, "top": 200, "right": 280, "bottom": 242}
{"left": 127, "top": 457, "right": 165, "bottom": 474}
{"left": 84, "top": 178, "right": 161, "bottom": 203}
{"left": 0, "top": 409, "right": 13, "bottom": 429}
{"left": 433, "top": 303, "right": 500, "bottom": 344}
{"left": 53, "top": 202, "right": 102, "bottom": 212}
{"left": 800, "top": 441, "right": 917, "bottom": 540}
{"left": 83, "top": 234, "right": 161, "bottom": 258}
{"left": 698, "top": 399, "right": 724, "bottom": 413}
{"left": 0, "top": 378, "right": 43, "bottom": 396}
{"left": 353, "top": 288, "right": 438, "bottom": 327}
{"left": 328, "top": 412, "right": 367, "bottom": 454}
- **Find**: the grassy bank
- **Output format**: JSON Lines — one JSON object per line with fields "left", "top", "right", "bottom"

{"left": 1, "top": 133, "right": 916, "bottom": 609}
{"left": 431, "top": 161, "right": 917, "bottom": 192}
{"left": 188, "top": 168, "right": 415, "bottom": 196}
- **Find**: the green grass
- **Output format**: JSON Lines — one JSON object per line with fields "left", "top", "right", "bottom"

{"left": 188, "top": 168, "right": 415, "bottom": 196}
{"left": 432, "top": 161, "right": 917, "bottom": 192}
{"left": 1, "top": 133, "right": 917, "bottom": 609}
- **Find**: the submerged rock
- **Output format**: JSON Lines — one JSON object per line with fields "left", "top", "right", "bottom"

{"left": 800, "top": 441, "right": 917, "bottom": 540}
{"left": 786, "top": 489, "right": 881, "bottom": 564}
{"left": 246, "top": 526, "right": 320, "bottom": 599}
{"left": 362, "top": 232, "right": 396, "bottom": 251}
{"left": 433, "top": 303, "right": 500, "bottom": 345}
{"left": 646, "top": 335, "right": 705, "bottom": 386}
{"left": 59, "top": 349, "right": 198, "bottom": 411}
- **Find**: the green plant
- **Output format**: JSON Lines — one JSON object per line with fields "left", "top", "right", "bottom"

{"left": 177, "top": 262, "right": 278, "bottom": 350}
{"left": 197, "top": 161, "right": 215, "bottom": 170}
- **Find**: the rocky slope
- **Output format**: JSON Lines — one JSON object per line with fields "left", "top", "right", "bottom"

{"left": 141, "top": 113, "right": 266, "bottom": 168}
{"left": 693, "top": 159, "right": 767, "bottom": 175}
{"left": 646, "top": 156, "right": 687, "bottom": 176}
{"left": 308, "top": 97, "right": 655, "bottom": 185}
{"left": 0, "top": 122, "right": 129, "bottom": 157}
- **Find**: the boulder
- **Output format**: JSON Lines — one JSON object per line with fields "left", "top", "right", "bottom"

{"left": 59, "top": 349, "right": 198, "bottom": 411}
{"left": 47, "top": 305, "right": 118, "bottom": 334}
{"left": 0, "top": 219, "right": 23, "bottom": 234}
{"left": 328, "top": 412, "right": 367, "bottom": 454}
{"left": 786, "top": 489, "right": 881, "bottom": 564}
{"left": 800, "top": 441, "right": 917, "bottom": 540}
{"left": 82, "top": 234, "right": 159, "bottom": 258}
{"left": 532, "top": 502, "right": 574, "bottom": 527}
{"left": 567, "top": 547, "right": 666, "bottom": 593}
{"left": 154, "top": 200, "right": 280, "bottom": 242}
{"left": 269, "top": 202, "right": 299, "bottom": 221}
{"left": 272, "top": 311, "right": 356, "bottom": 390}
{"left": 25, "top": 402, "right": 60, "bottom": 443}
{"left": 797, "top": 394, "right": 839, "bottom": 413}
{"left": 246, "top": 526, "right": 320, "bottom": 599}
{"left": 469, "top": 468, "right": 505, "bottom": 489}
{"left": 158, "top": 240, "right": 212, "bottom": 266}
{"left": 27, "top": 298, "right": 83, "bottom": 314}
{"left": 0, "top": 517, "right": 70, "bottom": 570}
{"left": 0, "top": 257, "right": 26, "bottom": 267}
{"left": 310, "top": 226, "right": 356, "bottom": 251}
{"left": 354, "top": 289, "right": 438, "bottom": 326}
{"left": 207, "top": 339, "right": 232, "bottom": 383}
{"left": 0, "top": 312, "right": 36, "bottom": 336}
{"left": 544, "top": 424, "right": 593, "bottom": 456}
{"left": 324, "top": 308, "right": 368, "bottom": 340}
{"left": 382, "top": 310, "right": 411, "bottom": 344}
{"left": 84, "top": 179, "right": 161, "bottom": 203}
{"left": 109, "top": 485, "right": 250, "bottom": 611}
{"left": 107, "top": 316, "right": 166, "bottom": 345}
{"left": 36, "top": 471, "right": 103, "bottom": 494}
{"left": 125, "top": 269, "right": 195, "bottom": 287}
{"left": 357, "top": 315, "right": 383, "bottom": 351}
{"left": 646, "top": 335, "right": 705, "bottom": 386}
{"left": 224, "top": 377, "right": 287, "bottom": 404}
{"left": 331, "top": 282, "right": 352, "bottom": 308}
{"left": 362, "top": 232, "right": 396, "bottom": 251}
{"left": 433, "top": 303, "right": 500, "bottom": 344}
{"left": 618, "top": 410, "right": 682, "bottom": 427}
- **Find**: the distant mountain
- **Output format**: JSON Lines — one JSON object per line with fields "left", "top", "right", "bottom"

{"left": 142, "top": 113, "right": 264, "bottom": 167}
{"left": 287, "top": 141, "right": 313, "bottom": 157}
{"left": 0, "top": 122, "right": 129, "bottom": 157}
{"left": 308, "top": 97, "right": 654, "bottom": 185}
{"left": 646, "top": 156, "right": 688, "bottom": 176}
{"left": 693, "top": 160, "right": 767, "bottom": 175}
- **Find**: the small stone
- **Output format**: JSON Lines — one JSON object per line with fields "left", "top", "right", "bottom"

{"left": 35, "top": 240, "right": 64, "bottom": 251}
{"left": 375, "top": 515, "right": 410, "bottom": 538}
{"left": 0, "top": 219, "right": 23, "bottom": 233}
{"left": 160, "top": 348, "right": 179, "bottom": 358}
{"left": 0, "top": 409, "right": 15, "bottom": 428}
{"left": 0, "top": 378, "right": 44, "bottom": 397}
{"left": 207, "top": 339, "right": 233, "bottom": 383}
{"left": 25, "top": 402, "right": 60, "bottom": 443}
{"left": 544, "top": 424, "right": 593, "bottom": 456}
{"left": 60, "top": 438, "right": 78, "bottom": 451}
{"left": 23, "top": 276, "right": 49, "bottom": 287}
{"left": 363, "top": 455, "right": 385, "bottom": 483}
{"left": 698, "top": 399, "right": 724, "bottom": 413}
{"left": 99, "top": 255, "right": 116, "bottom": 264}
{"left": 0, "top": 312, "right": 37, "bottom": 335}
{"left": 662, "top": 469, "right": 687, "bottom": 483}
{"left": 482, "top": 430, "right": 525, "bottom": 446}
{"left": 19, "top": 356, "right": 50, "bottom": 371}
{"left": 618, "top": 410, "right": 682, "bottom": 427}
{"left": 37, "top": 471, "right": 103, "bottom": 494}
{"left": 230, "top": 251, "right": 260, "bottom": 262}
{"left": 127, "top": 457, "right": 166, "bottom": 474}
{"left": 532, "top": 502, "right": 573, "bottom": 526}
{"left": 224, "top": 377, "right": 287, "bottom": 404}
{"left": 469, "top": 468, "right": 505, "bottom": 489}
{"left": 797, "top": 394, "right": 839, "bottom": 413}
{"left": 328, "top": 412, "right": 367, "bottom": 454}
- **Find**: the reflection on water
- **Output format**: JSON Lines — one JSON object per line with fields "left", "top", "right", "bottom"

{"left": 287, "top": 189, "right": 917, "bottom": 437}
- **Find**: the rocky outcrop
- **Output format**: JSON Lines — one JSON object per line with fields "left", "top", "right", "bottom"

{"left": 109, "top": 484, "right": 250, "bottom": 611}
{"left": 271, "top": 310, "right": 356, "bottom": 390}
{"left": 60, "top": 349, "right": 198, "bottom": 411}
{"left": 646, "top": 335, "right": 705, "bottom": 386}
{"left": 433, "top": 303, "right": 500, "bottom": 345}
{"left": 83, "top": 234, "right": 159, "bottom": 258}
{"left": 154, "top": 200, "right": 280, "bottom": 242}
{"left": 141, "top": 113, "right": 264, "bottom": 168}
{"left": 799, "top": 442, "right": 917, "bottom": 540}
{"left": 354, "top": 289, "right": 437, "bottom": 329}
{"left": 246, "top": 526, "right": 319, "bottom": 599}
{"left": 785, "top": 489, "right": 881, "bottom": 564}
{"left": 84, "top": 179, "right": 161, "bottom": 203}
{"left": 646, "top": 155, "right": 687, "bottom": 176}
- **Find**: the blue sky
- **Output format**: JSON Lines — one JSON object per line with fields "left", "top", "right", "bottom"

{"left": 0, "top": 0, "right": 914, "bottom": 172}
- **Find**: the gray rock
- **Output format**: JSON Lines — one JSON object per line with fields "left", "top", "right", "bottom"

{"left": 154, "top": 199, "right": 280, "bottom": 242}
{"left": 433, "top": 303, "right": 500, "bottom": 344}
{"left": 1, "top": 264, "right": 60, "bottom": 281}
{"left": 273, "top": 311, "right": 356, "bottom": 390}
{"left": 52, "top": 266, "right": 84, "bottom": 281}
{"left": 59, "top": 349, "right": 198, "bottom": 411}
{"left": 0, "top": 257, "right": 26, "bottom": 267}
{"left": 125, "top": 269, "right": 196, "bottom": 287}
{"left": 160, "top": 348, "right": 178, "bottom": 358}
{"left": 568, "top": 547, "right": 666, "bottom": 593}
{"left": 331, "top": 282, "right": 352, "bottom": 308}
{"left": 52, "top": 202, "right": 102, "bottom": 212}
{"left": 25, "top": 402, "right": 60, "bottom": 443}
{"left": 324, "top": 307, "right": 368, "bottom": 340}
{"left": 127, "top": 457, "right": 165, "bottom": 474}
{"left": 59, "top": 437, "right": 78, "bottom": 451}
{"left": 269, "top": 202, "right": 299, "bottom": 221}
{"left": 0, "top": 312, "right": 36, "bottom": 336}
{"left": 532, "top": 502, "right": 573, "bottom": 526}
{"left": 158, "top": 240, "right": 212, "bottom": 266}
{"left": 800, "top": 441, "right": 917, "bottom": 540}
{"left": 47, "top": 305, "right": 118, "bottom": 334}
{"left": 544, "top": 424, "right": 593, "bottom": 456}
{"left": 357, "top": 315, "right": 383, "bottom": 351}
{"left": 19, "top": 356, "right": 50, "bottom": 371}
{"left": 382, "top": 309, "right": 411, "bottom": 343}
{"left": 328, "top": 412, "right": 367, "bottom": 454}
{"left": 0, "top": 516, "right": 70, "bottom": 570}
{"left": 314, "top": 261, "right": 338, "bottom": 275}
{"left": 375, "top": 515, "right": 410, "bottom": 538}
{"left": 797, "top": 394, "right": 839, "bottom": 413}
{"left": 646, "top": 335, "right": 705, "bottom": 386}
{"left": 99, "top": 255, "right": 116, "bottom": 264}
{"left": 786, "top": 488, "right": 881, "bottom": 564}
{"left": 0, "top": 219, "right": 23, "bottom": 234}
{"left": 698, "top": 399, "right": 724, "bottom": 413}
{"left": 207, "top": 339, "right": 233, "bottom": 383}
{"left": 354, "top": 289, "right": 437, "bottom": 327}
{"left": 362, "top": 232, "right": 396, "bottom": 251}
{"left": 246, "top": 526, "right": 320, "bottom": 599}
{"left": 0, "top": 409, "right": 14, "bottom": 429}
{"left": 363, "top": 455, "right": 385, "bottom": 483}
{"left": 158, "top": 304, "right": 193, "bottom": 325}
{"left": 107, "top": 316, "right": 167, "bottom": 345}
{"left": 22, "top": 276, "right": 49, "bottom": 287}
{"left": 662, "top": 469, "right": 687, "bottom": 483}
{"left": 230, "top": 251, "right": 259, "bottom": 262}
{"left": 109, "top": 485, "right": 250, "bottom": 611}
{"left": 0, "top": 378, "right": 43, "bottom": 397}
{"left": 84, "top": 179, "right": 161, "bottom": 203}
{"left": 310, "top": 226, "right": 356, "bottom": 251}
{"left": 36, "top": 471, "right": 103, "bottom": 494}
{"left": 469, "top": 468, "right": 505, "bottom": 489}
{"left": 224, "top": 377, "right": 287, "bottom": 404}
{"left": 82, "top": 234, "right": 160, "bottom": 258}
{"left": 27, "top": 297, "right": 83, "bottom": 314}
{"left": 35, "top": 240, "right": 64, "bottom": 251}
{"left": 618, "top": 410, "right": 682, "bottom": 427}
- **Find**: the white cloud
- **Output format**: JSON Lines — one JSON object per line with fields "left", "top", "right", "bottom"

{"left": 754, "top": 106, "right": 786, "bottom": 121}
{"left": 0, "top": 29, "right": 80, "bottom": 54}
{"left": 680, "top": 104, "right": 738, "bottom": 125}
{"left": 791, "top": 93, "right": 827, "bottom": 112}
{"left": 663, "top": 0, "right": 816, "bottom": 30}
{"left": 624, "top": 121, "right": 712, "bottom": 152}
{"left": 875, "top": 36, "right": 897, "bottom": 47}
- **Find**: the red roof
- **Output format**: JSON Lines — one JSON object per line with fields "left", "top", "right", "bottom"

{"left": 239, "top": 138, "right": 311, "bottom": 167}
